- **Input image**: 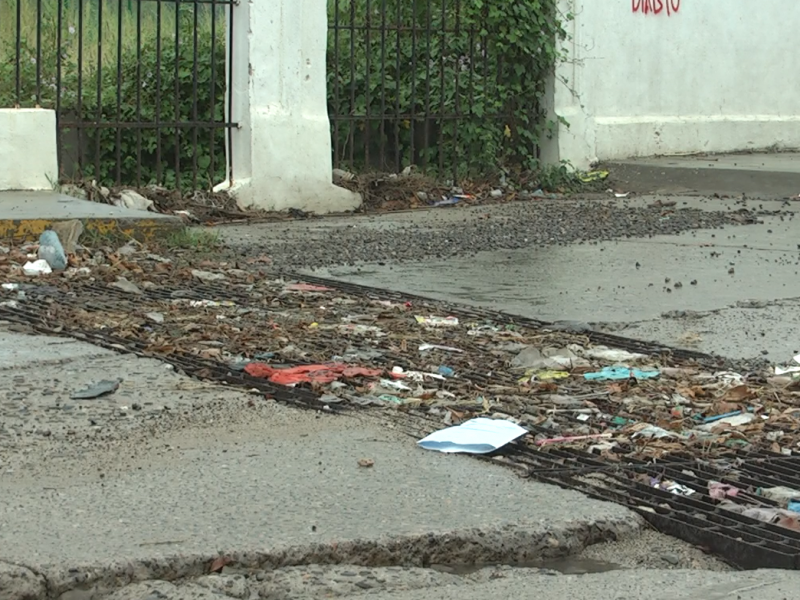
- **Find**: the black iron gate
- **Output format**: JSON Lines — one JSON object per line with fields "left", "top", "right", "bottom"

{"left": 326, "top": 0, "right": 544, "bottom": 182}
{"left": 1, "top": 0, "right": 237, "bottom": 190}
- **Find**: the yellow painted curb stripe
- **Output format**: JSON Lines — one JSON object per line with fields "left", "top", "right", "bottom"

{"left": 0, "top": 218, "right": 181, "bottom": 243}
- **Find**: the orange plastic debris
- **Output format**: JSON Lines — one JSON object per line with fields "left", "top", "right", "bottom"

{"left": 244, "top": 362, "right": 382, "bottom": 385}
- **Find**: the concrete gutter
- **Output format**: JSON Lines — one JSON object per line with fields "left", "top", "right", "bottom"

{"left": 0, "top": 191, "right": 181, "bottom": 243}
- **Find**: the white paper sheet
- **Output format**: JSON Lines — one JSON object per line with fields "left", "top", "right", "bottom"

{"left": 417, "top": 417, "right": 528, "bottom": 454}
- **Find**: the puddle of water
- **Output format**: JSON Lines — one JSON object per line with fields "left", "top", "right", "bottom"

{"left": 431, "top": 557, "right": 622, "bottom": 576}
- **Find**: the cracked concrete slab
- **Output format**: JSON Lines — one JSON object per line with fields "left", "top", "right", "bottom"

{"left": 0, "top": 331, "right": 642, "bottom": 599}
{"left": 0, "top": 562, "right": 47, "bottom": 600}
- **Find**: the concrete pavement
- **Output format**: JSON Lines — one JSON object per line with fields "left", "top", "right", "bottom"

{"left": 0, "top": 329, "right": 649, "bottom": 599}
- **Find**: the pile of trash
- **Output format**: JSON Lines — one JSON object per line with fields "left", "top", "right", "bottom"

{"left": 2, "top": 236, "right": 799, "bottom": 468}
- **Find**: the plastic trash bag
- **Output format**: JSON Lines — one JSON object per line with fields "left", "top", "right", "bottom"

{"left": 37, "top": 230, "right": 67, "bottom": 271}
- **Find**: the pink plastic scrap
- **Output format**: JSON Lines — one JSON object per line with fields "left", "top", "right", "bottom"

{"left": 284, "top": 283, "right": 333, "bottom": 292}
{"left": 708, "top": 481, "right": 741, "bottom": 501}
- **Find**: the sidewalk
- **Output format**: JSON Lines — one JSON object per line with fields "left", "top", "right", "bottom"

{"left": 604, "top": 152, "right": 800, "bottom": 198}
{"left": 0, "top": 329, "right": 641, "bottom": 599}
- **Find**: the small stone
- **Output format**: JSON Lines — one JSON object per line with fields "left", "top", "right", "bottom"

{"left": 110, "top": 277, "right": 144, "bottom": 295}
{"left": 358, "top": 458, "right": 375, "bottom": 468}
{"left": 192, "top": 269, "right": 227, "bottom": 283}
{"left": 661, "top": 553, "right": 681, "bottom": 566}
{"left": 118, "top": 242, "right": 138, "bottom": 256}
{"left": 146, "top": 312, "right": 165, "bottom": 324}
{"left": 355, "top": 580, "right": 374, "bottom": 590}
{"left": 490, "top": 189, "right": 503, "bottom": 198}
{"left": 114, "top": 189, "right": 154, "bottom": 211}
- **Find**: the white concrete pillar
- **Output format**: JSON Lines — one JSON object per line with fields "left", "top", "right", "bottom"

{"left": 539, "top": 0, "right": 596, "bottom": 171}
{"left": 0, "top": 109, "right": 59, "bottom": 191}
{"left": 219, "top": 0, "right": 360, "bottom": 213}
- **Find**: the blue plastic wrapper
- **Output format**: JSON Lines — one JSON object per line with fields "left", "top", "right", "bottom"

{"left": 37, "top": 230, "right": 68, "bottom": 271}
{"left": 438, "top": 365, "right": 455, "bottom": 378}
{"left": 584, "top": 366, "right": 660, "bottom": 381}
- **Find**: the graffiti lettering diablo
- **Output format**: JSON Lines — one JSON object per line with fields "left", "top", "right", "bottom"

{"left": 632, "top": 0, "right": 681, "bottom": 15}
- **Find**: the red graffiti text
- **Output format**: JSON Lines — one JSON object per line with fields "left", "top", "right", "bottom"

{"left": 632, "top": 0, "right": 681, "bottom": 16}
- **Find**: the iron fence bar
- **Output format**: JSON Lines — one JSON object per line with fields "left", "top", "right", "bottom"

{"left": 422, "top": 0, "right": 433, "bottom": 171}
{"left": 55, "top": 0, "right": 64, "bottom": 177}
{"left": 364, "top": 0, "right": 371, "bottom": 170}
{"left": 155, "top": 0, "right": 164, "bottom": 183}
{"left": 378, "top": 0, "right": 387, "bottom": 170}
{"left": 57, "top": 120, "right": 237, "bottom": 129}
{"left": 173, "top": 1, "right": 181, "bottom": 189}
{"left": 35, "top": 0, "right": 43, "bottom": 105}
{"left": 191, "top": 0, "right": 200, "bottom": 188}
{"left": 77, "top": 0, "right": 86, "bottom": 179}
{"left": 393, "top": 0, "right": 401, "bottom": 173}
{"left": 331, "top": 0, "right": 341, "bottom": 168}
{"left": 94, "top": 0, "right": 104, "bottom": 182}
{"left": 136, "top": 0, "right": 144, "bottom": 185}
{"left": 452, "top": 0, "right": 461, "bottom": 182}
{"left": 327, "top": 113, "right": 513, "bottom": 121}
{"left": 348, "top": 0, "right": 356, "bottom": 168}
{"left": 467, "top": 12, "right": 475, "bottom": 170}
{"left": 14, "top": 0, "right": 21, "bottom": 107}
{"left": 226, "top": 0, "right": 234, "bottom": 183}
{"left": 437, "top": 0, "right": 446, "bottom": 175}
{"left": 115, "top": 0, "right": 124, "bottom": 185}
{"left": 408, "top": 0, "right": 417, "bottom": 171}
{"left": 209, "top": 0, "right": 218, "bottom": 184}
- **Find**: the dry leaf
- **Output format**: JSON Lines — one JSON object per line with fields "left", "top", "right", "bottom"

{"left": 209, "top": 556, "right": 232, "bottom": 573}
{"left": 722, "top": 385, "right": 756, "bottom": 402}
{"left": 607, "top": 381, "right": 629, "bottom": 394}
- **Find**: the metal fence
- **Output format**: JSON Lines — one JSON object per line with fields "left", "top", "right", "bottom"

{"left": 327, "top": 0, "right": 539, "bottom": 182}
{"left": 0, "top": 0, "right": 236, "bottom": 190}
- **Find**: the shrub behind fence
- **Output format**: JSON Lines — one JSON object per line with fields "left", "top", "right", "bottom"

{"left": 0, "top": 0, "right": 232, "bottom": 190}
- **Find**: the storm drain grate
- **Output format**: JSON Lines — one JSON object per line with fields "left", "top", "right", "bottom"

{"left": 285, "top": 271, "right": 718, "bottom": 363}
{"left": 2, "top": 274, "right": 792, "bottom": 569}
{"left": 514, "top": 443, "right": 800, "bottom": 570}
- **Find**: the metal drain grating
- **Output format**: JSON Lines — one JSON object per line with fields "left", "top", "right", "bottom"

{"left": 2, "top": 274, "right": 794, "bottom": 570}
{"left": 515, "top": 443, "right": 800, "bottom": 570}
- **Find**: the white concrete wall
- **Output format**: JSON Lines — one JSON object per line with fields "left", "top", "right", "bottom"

{"left": 0, "top": 109, "right": 58, "bottom": 191}
{"left": 218, "top": 0, "right": 360, "bottom": 213}
{"left": 544, "top": 0, "right": 800, "bottom": 169}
